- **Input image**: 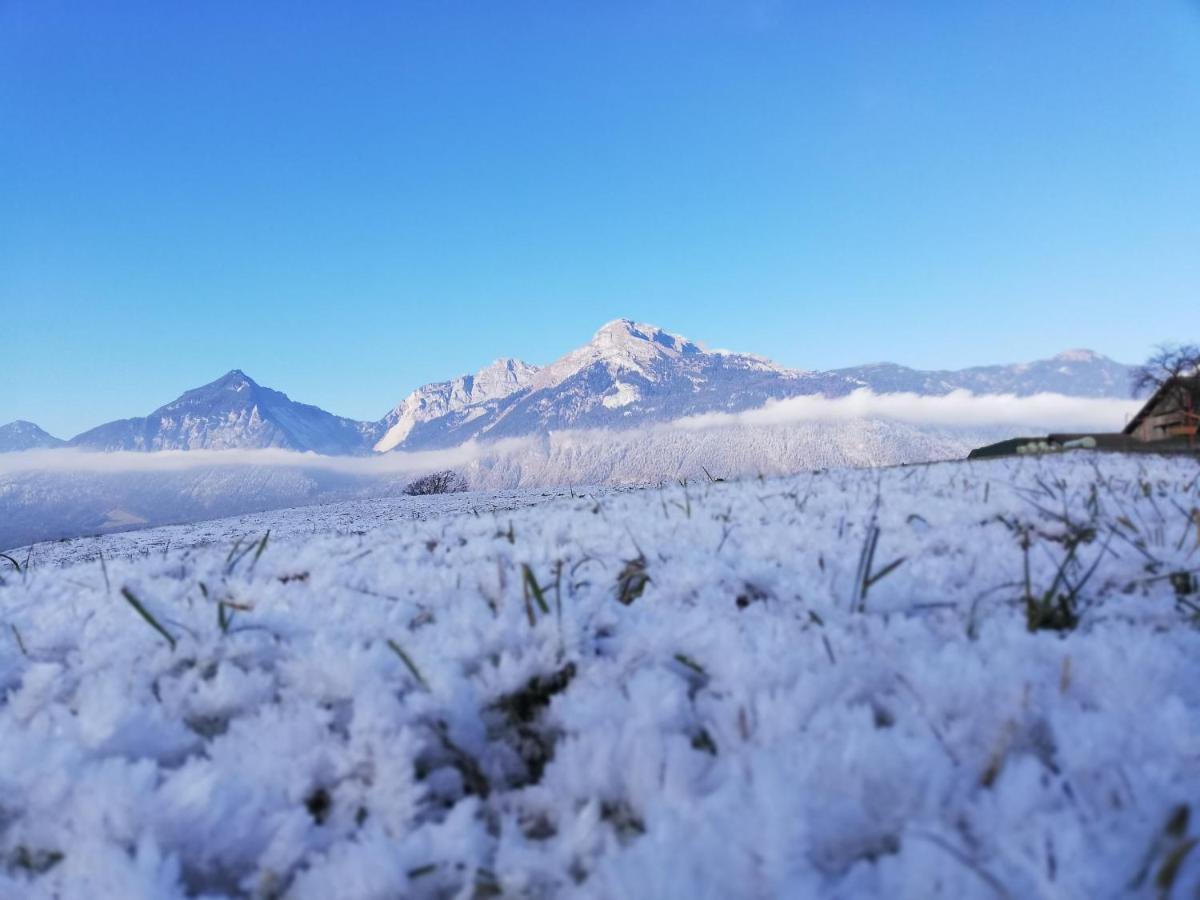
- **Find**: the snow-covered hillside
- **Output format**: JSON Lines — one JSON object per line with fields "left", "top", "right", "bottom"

{"left": 2, "top": 452, "right": 1198, "bottom": 898}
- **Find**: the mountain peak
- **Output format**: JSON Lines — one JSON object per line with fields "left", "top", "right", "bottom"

{"left": 590, "top": 318, "right": 699, "bottom": 354}
{"left": 213, "top": 369, "right": 257, "bottom": 390}
{"left": 478, "top": 357, "right": 539, "bottom": 379}
{"left": 592, "top": 317, "right": 640, "bottom": 339}
{"left": 1053, "top": 349, "right": 1105, "bottom": 363}
{"left": 67, "top": 369, "right": 373, "bottom": 454}
{"left": 0, "top": 419, "right": 66, "bottom": 452}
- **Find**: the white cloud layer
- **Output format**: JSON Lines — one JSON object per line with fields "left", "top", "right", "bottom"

{"left": 0, "top": 439, "right": 533, "bottom": 476}
{"left": 668, "top": 389, "right": 1140, "bottom": 433}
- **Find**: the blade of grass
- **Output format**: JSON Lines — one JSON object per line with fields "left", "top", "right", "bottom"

{"left": 673, "top": 653, "right": 707, "bottom": 677}
{"left": 120, "top": 586, "right": 177, "bottom": 650}
{"left": 852, "top": 522, "right": 880, "bottom": 612}
{"left": 251, "top": 530, "right": 271, "bottom": 569}
{"left": 10, "top": 624, "right": 28, "bottom": 657}
{"left": 865, "top": 556, "right": 907, "bottom": 591}
{"left": 226, "top": 538, "right": 258, "bottom": 574}
{"left": 521, "top": 564, "right": 551, "bottom": 616}
{"left": 387, "top": 639, "right": 429, "bottom": 691}
{"left": 98, "top": 549, "right": 110, "bottom": 595}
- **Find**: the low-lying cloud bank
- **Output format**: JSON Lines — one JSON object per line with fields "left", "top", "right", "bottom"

{"left": 671, "top": 389, "right": 1140, "bottom": 432}
{"left": 0, "top": 438, "right": 534, "bottom": 477}
{"left": 0, "top": 390, "right": 1139, "bottom": 548}
{"left": 0, "top": 390, "right": 1137, "bottom": 479}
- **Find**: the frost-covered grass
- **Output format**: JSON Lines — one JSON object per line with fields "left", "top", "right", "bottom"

{"left": 10, "top": 487, "right": 610, "bottom": 570}
{"left": 1, "top": 453, "right": 1199, "bottom": 898}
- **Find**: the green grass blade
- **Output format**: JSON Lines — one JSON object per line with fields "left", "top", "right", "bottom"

{"left": 218, "top": 601, "right": 234, "bottom": 634}
{"left": 522, "top": 564, "right": 551, "bottom": 616}
{"left": 387, "top": 639, "right": 429, "bottom": 690}
{"left": 252, "top": 530, "right": 271, "bottom": 567}
{"left": 120, "top": 586, "right": 177, "bottom": 650}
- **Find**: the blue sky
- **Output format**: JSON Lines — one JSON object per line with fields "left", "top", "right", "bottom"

{"left": 2, "top": 1, "right": 1199, "bottom": 438}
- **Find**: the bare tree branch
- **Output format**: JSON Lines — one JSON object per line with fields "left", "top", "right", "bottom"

{"left": 1131, "top": 344, "right": 1200, "bottom": 398}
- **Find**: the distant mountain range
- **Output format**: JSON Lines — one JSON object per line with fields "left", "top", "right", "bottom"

{"left": 1, "top": 319, "right": 1137, "bottom": 454}
{"left": 833, "top": 348, "right": 1132, "bottom": 399}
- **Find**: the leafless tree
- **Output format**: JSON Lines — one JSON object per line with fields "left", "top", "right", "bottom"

{"left": 404, "top": 469, "right": 468, "bottom": 496}
{"left": 1131, "top": 343, "right": 1200, "bottom": 398}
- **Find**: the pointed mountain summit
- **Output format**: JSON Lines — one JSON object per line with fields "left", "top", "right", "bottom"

{"left": 69, "top": 370, "right": 381, "bottom": 454}
{"left": 0, "top": 420, "right": 67, "bottom": 452}
{"left": 529, "top": 319, "right": 706, "bottom": 387}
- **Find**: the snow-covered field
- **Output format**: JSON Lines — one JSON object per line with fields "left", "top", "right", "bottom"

{"left": 0, "top": 420, "right": 1021, "bottom": 549}
{"left": 1, "top": 452, "right": 1199, "bottom": 898}
{"left": 8, "top": 487, "right": 611, "bottom": 571}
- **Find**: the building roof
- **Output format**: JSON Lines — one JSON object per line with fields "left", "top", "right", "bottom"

{"left": 968, "top": 431, "right": 1199, "bottom": 460}
{"left": 1123, "top": 375, "right": 1200, "bottom": 436}
{"left": 966, "top": 437, "right": 1043, "bottom": 460}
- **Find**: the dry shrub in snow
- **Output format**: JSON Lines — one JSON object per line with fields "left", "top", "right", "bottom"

{"left": 404, "top": 469, "right": 468, "bottom": 496}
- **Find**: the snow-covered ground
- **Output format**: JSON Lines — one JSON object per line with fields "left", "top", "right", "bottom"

{"left": 0, "top": 421, "right": 1020, "bottom": 549}
{"left": 1, "top": 452, "right": 1199, "bottom": 898}
{"left": 9, "top": 487, "right": 611, "bottom": 571}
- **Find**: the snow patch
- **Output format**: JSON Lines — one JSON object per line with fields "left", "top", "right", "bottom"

{"left": 602, "top": 382, "right": 640, "bottom": 409}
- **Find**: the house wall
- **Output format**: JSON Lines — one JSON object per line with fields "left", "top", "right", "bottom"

{"left": 1133, "top": 389, "right": 1197, "bottom": 442}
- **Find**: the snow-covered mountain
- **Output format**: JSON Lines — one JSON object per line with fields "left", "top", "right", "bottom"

{"left": 374, "top": 358, "right": 540, "bottom": 452}
{"left": 0, "top": 420, "right": 66, "bottom": 452}
{"left": 385, "top": 320, "right": 851, "bottom": 450}
{"left": 68, "top": 370, "right": 382, "bottom": 454}
{"left": 376, "top": 319, "right": 1134, "bottom": 451}
{"left": 835, "top": 349, "right": 1134, "bottom": 398}
{"left": 11, "top": 319, "right": 1136, "bottom": 456}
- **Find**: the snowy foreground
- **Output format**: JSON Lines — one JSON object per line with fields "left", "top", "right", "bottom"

{"left": 1, "top": 454, "right": 1199, "bottom": 898}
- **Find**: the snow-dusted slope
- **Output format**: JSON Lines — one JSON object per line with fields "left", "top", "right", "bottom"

{"left": 391, "top": 320, "right": 853, "bottom": 450}
{"left": 374, "top": 359, "right": 539, "bottom": 453}
{"left": 0, "top": 421, "right": 65, "bottom": 452}
{"left": 1, "top": 453, "right": 1198, "bottom": 897}
{"left": 379, "top": 320, "right": 1135, "bottom": 451}
{"left": 68, "top": 371, "right": 381, "bottom": 455}
{"left": 836, "top": 349, "right": 1134, "bottom": 398}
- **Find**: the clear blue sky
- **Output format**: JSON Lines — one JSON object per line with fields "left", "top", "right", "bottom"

{"left": 3, "top": 1, "right": 1199, "bottom": 438}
